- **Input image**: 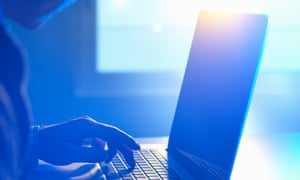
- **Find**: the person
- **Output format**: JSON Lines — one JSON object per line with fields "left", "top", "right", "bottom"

{"left": 0, "top": 0, "right": 140, "bottom": 179}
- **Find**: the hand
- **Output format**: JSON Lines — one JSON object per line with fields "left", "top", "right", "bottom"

{"left": 38, "top": 116, "right": 140, "bottom": 168}
{"left": 1, "top": 0, "right": 77, "bottom": 28}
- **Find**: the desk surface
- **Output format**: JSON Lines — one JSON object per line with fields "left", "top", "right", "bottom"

{"left": 137, "top": 133, "right": 300, "bottom": 180}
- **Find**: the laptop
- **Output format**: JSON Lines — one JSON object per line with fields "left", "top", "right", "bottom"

{"left": 104, "top": 11, "right": 268, "bottom": 180}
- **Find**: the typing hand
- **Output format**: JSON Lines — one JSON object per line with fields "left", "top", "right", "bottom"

{"left": 38, "top": 116, "right": 140, "bottom": 168}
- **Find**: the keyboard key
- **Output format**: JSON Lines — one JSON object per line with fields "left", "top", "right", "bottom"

{"left": 106, "top": 149, "right": 181, "bottom": 179}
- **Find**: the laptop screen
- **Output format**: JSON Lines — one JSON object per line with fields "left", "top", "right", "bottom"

{"left": 168, "top": 11, "right": 268, "bottom": 179}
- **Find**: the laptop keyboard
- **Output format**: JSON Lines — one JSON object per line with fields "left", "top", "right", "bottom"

{"left": 104, "top": 149, "right": 181, "bottom": 179}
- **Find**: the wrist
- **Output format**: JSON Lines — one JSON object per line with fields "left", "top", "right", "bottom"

{"left": 25, "top": 125, "right": 40, "bottom": 168}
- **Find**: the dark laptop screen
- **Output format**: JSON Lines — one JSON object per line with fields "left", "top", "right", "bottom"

{"left": 168, "top": 11, "right": 268, "bottom": 179}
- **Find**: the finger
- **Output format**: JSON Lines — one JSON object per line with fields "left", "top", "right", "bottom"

{"left": 42, "top": 143, "right": 108, "bottom": 165}
{"left": 66, "top": 117, "right": 140, "bottom": 149}
{"left": 107, "top": 127, "right": 141, "bottom": 151}
{"left": 105, "top": 143, "right": 136, "bottom": 169}
{"left": 91, "top": 138, "right": 106, "bottom": 149}
{"left": 70, "top": 163, "right": 106, "bottom": 180}
{"left": 105, "top": 144, "right": 117, "bottom": 163}
{"left": 117, "top": 144, "right": 136, "bottom": 169}
{"left": 69, "top": 145, "right": 108, "bottom": 164}
{"left": 68, "top": 117, "right": 141, "bottom": 151}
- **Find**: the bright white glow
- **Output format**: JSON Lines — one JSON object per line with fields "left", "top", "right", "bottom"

{"left": 152, "top": 24, "right": 163, "bottom": 33}
{"left": 201, "top": 0, "right": 266, "bottom": 13}
{"left": 231, "top": 137, "right": 275, "bottom": 180}
{"left": 97, "top": 0, "right": 300, "bottom": 72}
{"left": 166, "top": 0, "right": 267, "bottom": 26}
{"left": 166, "top": 0, "right": 201, "bottom": 26}
{"left": 276, "top": 0, "right": 286, "bottom": 5}
{"left": 232, "top": 135, "right": 300, "bottom": 180}
{"left": 114, "top": 0, "right": 126, "bottom": 9}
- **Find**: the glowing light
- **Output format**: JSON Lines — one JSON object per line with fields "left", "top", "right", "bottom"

{"left": 166, "top": 0, "right": 201, "bottom": 26}
{"left": 152, "top": 24, "right": 163, "bottom": 33}
{"left": 201, "top": 0, "right": 266, "bottom": 13}
{"left": 232, "top": 135, "right": 300, "bottom": 179}
{"left": 166, "top": 0, "right": 267, "bottom": 26}
{"left": 231, "top": 137, "right": 275, "bottom": 180}
{"left": 115, "top": 0, "right": 126, "bottom": 9}
{"left": 276, "top": 0, "right": 286, "bottom": 5}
